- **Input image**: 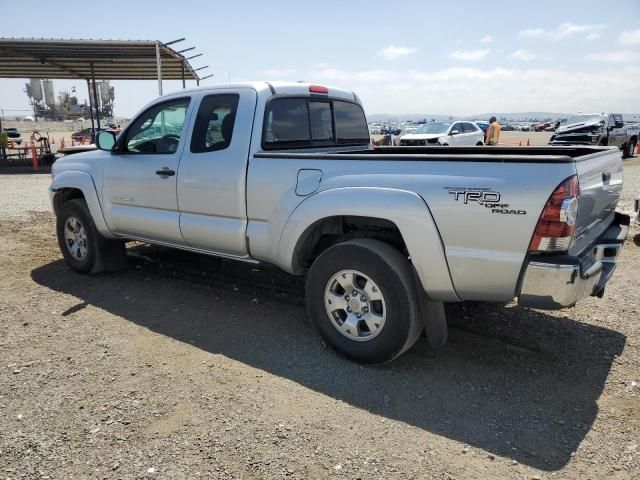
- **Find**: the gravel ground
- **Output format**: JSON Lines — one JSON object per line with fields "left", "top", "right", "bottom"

{"left": 0, "top": 158, "right": 639, "bottom": 480}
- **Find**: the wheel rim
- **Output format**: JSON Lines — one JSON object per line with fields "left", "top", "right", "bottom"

{"left": 63, "top": 216, "right": 88, "bottom": 260}
{"left": 324, "top": 269, "right": 387, "bottom": 342}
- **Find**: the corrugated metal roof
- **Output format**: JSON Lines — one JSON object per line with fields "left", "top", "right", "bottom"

{"left": 0, "top": 38, "right": 201, "bottom": 80}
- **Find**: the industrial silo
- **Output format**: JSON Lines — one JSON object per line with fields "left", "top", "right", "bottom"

{"left": 30, "top": 79, "right": 43, "bottom": 102}
{"left": 43, "top": 80, "right": 56, "bottom": 108}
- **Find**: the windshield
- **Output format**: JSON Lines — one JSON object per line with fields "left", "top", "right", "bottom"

{"left": 415, "top": 122, "right": 450, "bottom": 134}
{"left": 564, "top": 114, "right": 606, "bottom": 125}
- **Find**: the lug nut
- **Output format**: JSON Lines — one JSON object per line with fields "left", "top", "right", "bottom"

{"left": 352, "top": 290, "right": 358, "bottom": 297}
{"left": 347, "top": 307, "right": 352, "bottom": 312}
{"left": 356, "top": 313, "right": 361, "bottom": 318}
{"left": 360, "top": 295, "right": 366, "bottom": 302}
{"left": 363, "top": 307, "right": 369, "bottom": 313}
{"left": 344, "top": 295, "right": 350, "bottom": 300}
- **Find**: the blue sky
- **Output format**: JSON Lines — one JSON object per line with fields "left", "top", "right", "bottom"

{"left": 1, "top": 0, "right": 639, "bottom": 117}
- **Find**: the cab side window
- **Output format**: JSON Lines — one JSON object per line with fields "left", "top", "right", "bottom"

{"left": 190, "top": 94, "right": 240, "bottom": 153}
{"left": 450, "top": 123, "right": 462, "bottom": 133}
{"left": 461, "top": 122, "right": 477, "bottom": 133}
{"left": 124, "top": 98, "right": 190, "bottom": 154}
{"left": 611, "top": 114, "right": 623, "bottom": 127}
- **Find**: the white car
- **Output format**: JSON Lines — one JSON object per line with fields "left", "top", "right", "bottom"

{"left": 399, "top": 121, "right": 484, "bottom": 146}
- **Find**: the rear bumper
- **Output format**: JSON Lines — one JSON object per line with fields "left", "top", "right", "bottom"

{"left": 518, "top": 212, "right": 629, "bottom": 309}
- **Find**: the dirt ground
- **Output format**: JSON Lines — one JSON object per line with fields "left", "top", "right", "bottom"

{"left": 1, "top": 161, "right": 639, "bottom": 479}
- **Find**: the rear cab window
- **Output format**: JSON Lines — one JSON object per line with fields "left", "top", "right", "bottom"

{"left": 263, "top": 97, "right": 369, "bottom": 149}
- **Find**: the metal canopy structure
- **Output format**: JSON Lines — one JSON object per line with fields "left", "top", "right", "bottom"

{"left": 0, "top": 38, "right": 202, "bottom": 81}
{"left": 0, "top": 37, "right": 211, "bottom": 132}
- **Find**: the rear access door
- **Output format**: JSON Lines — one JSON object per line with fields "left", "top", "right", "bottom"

{"left": 176, "top": 88, "right": 257, "bottom": 257}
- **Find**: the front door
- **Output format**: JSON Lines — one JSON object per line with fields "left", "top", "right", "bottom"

{"left": 448, "top": 122, "right": 463, "bottom": 146}
{"left": 608, "top": 114, "right": 625, "bottom": 148}
{"left": 101, "top": 96, "right": 192, "bottom": 244}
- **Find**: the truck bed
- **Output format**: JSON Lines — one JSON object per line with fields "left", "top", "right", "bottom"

{"left": 255, "top": 145, "right": 614, "bottom": 163}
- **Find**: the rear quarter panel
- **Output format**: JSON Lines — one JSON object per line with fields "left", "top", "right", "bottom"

{"left": 246, "top": 155, "right": 576, "bottom": 302}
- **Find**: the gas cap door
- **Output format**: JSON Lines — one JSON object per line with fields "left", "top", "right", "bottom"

{"left": 296, "top": 169, "right": 323, "bottom": 196}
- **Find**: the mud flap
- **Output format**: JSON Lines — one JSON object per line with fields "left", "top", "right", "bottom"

{"left": 417, "top": 290, "right": 448, "bottom": 349}
{"left": 91, "top": 237, "right": 127, "bottom": 274}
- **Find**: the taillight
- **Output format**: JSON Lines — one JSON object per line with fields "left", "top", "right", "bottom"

{"left": 529, "top": 175, "right": 579, "bottom": 252}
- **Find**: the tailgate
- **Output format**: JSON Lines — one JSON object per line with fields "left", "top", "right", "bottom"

{"left": 570, "top": 148, "right": 623, "bottom": 255}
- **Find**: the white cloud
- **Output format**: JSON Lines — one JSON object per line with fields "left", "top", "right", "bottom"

{"left": 508, "top": 49, "right": 537, "bottom": 61}
{"left": 586, "top": 50, "right": 640, "bottom": 63}
{"left": 379, "top": 46, "right": 417, "bottom": 60}
{"left": 585, "top": 32, "right": 602, "bottom": 41}
{"left": 480, "top": 34, "right": 494, "bottom": 44}
{"left": 450, "top": 49, "right": 490, "bottom": 61}
{"left": 518, "top": 22, "right": 605, "bottom": 41}
{"left": 619, "top": 28, "right": 640, "bottom": 46}
{"left": 297, "top": 65, "right": 640, "bottom": 115}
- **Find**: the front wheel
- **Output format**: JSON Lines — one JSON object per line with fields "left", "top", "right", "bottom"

{"left": 306, "top": 239, "right": 422, "bottom": 364}
{"left": 56, "top": 199, "right": 126, "bottom": 274}
{"left": 625, "top": 140, "right": 637, "bottom": 158}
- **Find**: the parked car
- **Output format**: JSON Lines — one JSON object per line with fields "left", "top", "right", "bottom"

{"left": 533, "top": 122, "right": 550, "bottom": 132}
{"left": 71, "top": 127, "right": 104, "bottom": 142}
{"left": 2, "top": 127, "right": 23, "bottom": 145}
{"left": 474, "top": 120, "right": 490, "bottom": 133}
{"left": 50, "top": 81, "right": 629, "bottom": 364}
{"left": 501, "top": 124, "right": 516, "bottom": 132}
{"left": 549, "top": 113, "right": 639, "bottom": 158}
{"left": 399, "top": 121, "right": 484, "bottom": 146}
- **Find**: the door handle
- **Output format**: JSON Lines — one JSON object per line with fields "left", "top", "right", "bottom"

{"left": 156, "top": 168, "right": 175, "bottom": 177}
{"left": 602, "top": 172, "right": 611, "bottom": 183}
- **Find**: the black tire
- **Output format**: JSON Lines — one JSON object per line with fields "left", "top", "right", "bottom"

{"left": 625, "top": 139, "right": 636, "bottom": 158}
{"left": 306, "top": 238, "right": 422, "bottom": 364}
{"left": 56, "top": 198, "right": 126, "bottom": 274}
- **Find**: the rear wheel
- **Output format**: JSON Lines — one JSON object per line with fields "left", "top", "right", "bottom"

{"left": 306, "top": 239, "right": 422, "bottom": 364}
{"left": 625, "top": 139, "right": 637, "bottom": 158}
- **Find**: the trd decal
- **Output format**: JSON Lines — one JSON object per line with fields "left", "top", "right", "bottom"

{"left": 444, "top": 187, "right": 526, "bottom": 215}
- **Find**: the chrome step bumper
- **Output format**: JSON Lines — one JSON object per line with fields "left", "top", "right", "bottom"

{"left": 518, "top": 213, "right": 630, "bottom": 309}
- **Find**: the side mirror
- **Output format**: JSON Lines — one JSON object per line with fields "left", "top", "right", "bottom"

{"left": 96, "top": 130, "right": 117, "bottom": 151}
{"left": 450, "top": 130, "right": 460, "bottom": 136}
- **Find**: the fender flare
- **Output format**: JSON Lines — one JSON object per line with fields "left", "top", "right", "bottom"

{"left": 277, "top": 187, "right": 460, "bottom": 302}
{"left": 50, "top": 171, "right": 115, "bottom": 239}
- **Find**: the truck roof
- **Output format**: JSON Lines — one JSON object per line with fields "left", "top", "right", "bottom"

{"left": 165, "top": 81, "right": 359, "bottom": 102}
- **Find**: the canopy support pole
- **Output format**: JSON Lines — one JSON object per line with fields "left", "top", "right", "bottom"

{"left": 90, "top": 64, "right": 100, "bottom": 131}
{"left": 86, "top": 79, "right": 95, "bottom": 132}
{"left": 181, "top": 61, "right": 186, "bottom": 89}
{"left": 156, "top": 42, "right": 163, "bottom": 95}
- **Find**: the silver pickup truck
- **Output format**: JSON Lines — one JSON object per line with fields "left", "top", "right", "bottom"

{"left": 50, "top": 82, "right": 630, "bottom": 364}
